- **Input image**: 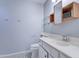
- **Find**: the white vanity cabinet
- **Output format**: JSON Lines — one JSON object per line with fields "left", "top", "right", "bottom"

{"left": 39, "top": 39, "right": 70, "bottom": 58}
{"left": 48, "top": 54, "right": 54, "bottom": 58}
{"left": 59, "top": 52, "right": 70, "bottom": 58}
{"left": 39, "top": 45, "right": 48, "bottom": 58}
{"left": 43, "top": 41, "right": 59, "bottom": 58}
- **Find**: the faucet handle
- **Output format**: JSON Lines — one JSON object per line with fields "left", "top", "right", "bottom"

{"left": 62, "top": 35, "right": 66, "bottom": 39}
{"left": 62, "top": 35, "right": 70, "bottom": 42}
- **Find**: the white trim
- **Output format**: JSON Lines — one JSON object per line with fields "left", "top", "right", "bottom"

{"left": 0, "top": 50, "right": 32, "bottom": 58}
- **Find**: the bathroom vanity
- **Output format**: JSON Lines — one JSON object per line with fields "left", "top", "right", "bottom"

{"left": 39, "top": 33, "right": 79, "bottom": 58}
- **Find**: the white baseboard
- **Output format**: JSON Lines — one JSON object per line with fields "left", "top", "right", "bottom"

{"left": 0, "top": 50, "right": 32, "bottom": 58}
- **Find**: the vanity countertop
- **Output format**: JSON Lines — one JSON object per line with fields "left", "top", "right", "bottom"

{"left": 40, "top": 37, "right": 79, "bottom": 58}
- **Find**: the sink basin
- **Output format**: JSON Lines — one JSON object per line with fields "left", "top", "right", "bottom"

{"left": 56, "top": 41, "right": 70, "bottom": 46}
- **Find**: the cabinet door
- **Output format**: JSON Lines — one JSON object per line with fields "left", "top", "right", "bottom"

{"left": 39, "top": 46, "right": 48, "bottom": 58}
{"left": 54, "top": 0, "right": 62, "bottom": 24}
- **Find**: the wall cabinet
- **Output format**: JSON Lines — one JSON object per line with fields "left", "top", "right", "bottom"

{"left": 49, "top": 0, "right": 62, "bottom": 24}
{"left": 49, "top": 14, "right": 54, "bottom": 23}
{"left": 62, "top": 0, "right": 74, "bottom": 7}
{"left": 62, "top": 2, "right": 79, "bottom": 23}
{"left": 39, "top": 40, "right": 70, "bottom": 58}
{"left": 54, "top": 0, "right": 62, "bottom": 24}
{"left": 49, "top": 2, "right": 79, "bottom": 24}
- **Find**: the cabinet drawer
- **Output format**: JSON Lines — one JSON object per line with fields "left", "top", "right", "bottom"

{"left": 59, "top": 52, "right": 71, "bottom": 58}
{"left": 48, "top": 54, "right": 54, "bottom": 58}
{"left": 43, "top": 41, "right": 59, "bottom": 58}
{"left": 39, "top": 40, "right": 43, "bottom": 46}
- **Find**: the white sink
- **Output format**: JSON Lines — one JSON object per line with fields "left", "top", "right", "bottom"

{"left": 56, "top": 41, "right": 70, "bottom": 46}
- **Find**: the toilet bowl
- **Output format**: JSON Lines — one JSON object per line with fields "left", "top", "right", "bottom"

{"left": 25, "top": 44, "right": 39, "bottom": 58}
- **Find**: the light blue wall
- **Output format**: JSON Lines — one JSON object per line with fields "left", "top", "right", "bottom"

{"left": 44, "top": 0, "right": 79, "bottom": 37}
{"left": 0, "top": 0, "right": 43, "bottom": 54}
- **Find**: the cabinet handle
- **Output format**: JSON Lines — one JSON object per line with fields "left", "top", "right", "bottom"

{"left": 45, "top": 55, "right": 47, "bottom": 58}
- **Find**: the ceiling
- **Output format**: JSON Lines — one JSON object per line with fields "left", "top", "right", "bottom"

{"left": 31, "top": 0, "right": 47, "bottom": 4}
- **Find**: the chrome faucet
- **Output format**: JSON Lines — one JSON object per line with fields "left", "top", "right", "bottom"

{"left": 62, "top": 35, "right": 69, "bottom": 42}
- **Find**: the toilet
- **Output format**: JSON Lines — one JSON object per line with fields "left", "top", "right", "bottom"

{"left": 25, "top": 44, "right": 39, "bottom": 58}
